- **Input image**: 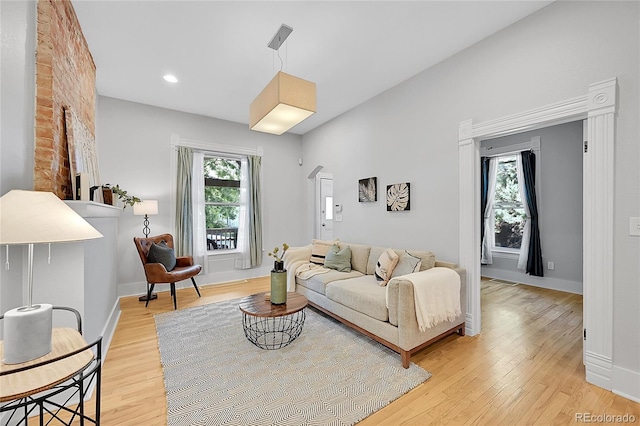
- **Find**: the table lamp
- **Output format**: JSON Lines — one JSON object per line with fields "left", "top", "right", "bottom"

{"left": 0, "top": 190, "right": 103, "bottom": 364}
{"left": 133, "top": 200, "right": 158, "bottom": 237}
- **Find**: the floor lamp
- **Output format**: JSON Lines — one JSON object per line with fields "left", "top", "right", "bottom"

{"left": 133, "top": 200, "right": 158, "bottom": 237}
{"left": 133, "top": 200, "right": 159, "bottom": 301}
{"left": 0, "top": 190, "right": 102, "bottom": 364}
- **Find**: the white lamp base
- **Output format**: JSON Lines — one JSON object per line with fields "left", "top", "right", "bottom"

{"left": 3, "top": 303, "right": 53, "bottom": 364}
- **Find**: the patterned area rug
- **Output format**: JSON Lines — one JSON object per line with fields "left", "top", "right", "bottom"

{"left": 155, "top": 297, "right": 431, "bottom": 425}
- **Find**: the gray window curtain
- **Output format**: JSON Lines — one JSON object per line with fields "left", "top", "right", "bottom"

{"left": 521, "top": 150, "right": 543, "bottom": 277}
{"left": 480, "top": 157, "right": 491, "bottom": 263}
{"left": 175, "top": 146, "right": 193, "bottom": 257}
{"left": 248, "top": 155, "right": 263, "bottom": 267}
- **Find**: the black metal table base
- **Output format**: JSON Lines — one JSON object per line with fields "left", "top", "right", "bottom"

{"left": 242, "top": 310, "right": 306, "bottom": 350}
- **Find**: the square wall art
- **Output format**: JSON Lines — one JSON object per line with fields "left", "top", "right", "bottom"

{"left": 358, "top": 177, "right": 377, "bottom": 202}
{"left": 387, "top": 182, "right": 410, "bottom": 211}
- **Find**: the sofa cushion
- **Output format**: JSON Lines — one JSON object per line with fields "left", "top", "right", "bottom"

{"left": 391, "top": 251, "right": 422, "bottom": 278}
{"left": 367, "top": 246, "right": 386, "bottom": 275}
{"left": 325, "top": 275, "right": 389, "bottom": 322}
{"left": 310, "top": 239, "right": 339, "bottom": 265}
{"left": 375, "top": 248, "right": 399, "bottom": 285}
{"left": 297, "top": 269, "right": 364, "bottom": 295}
{"left": 343, "top": 243, "right": 370, "bottom": 274}
{"left": 324, "top": 245, "right": 352, "bottom": 272}
{"left": 407, "top": 250, "right": 436, "bottom": 271}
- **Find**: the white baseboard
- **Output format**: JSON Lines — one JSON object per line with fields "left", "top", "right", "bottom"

{"left": 585, "top": 350, "right": 612, "bottom": 391}
{"left": 117, "top": 267, "right": 272, "bottom": 298}
{"left": 464, "top": 312, "right": 477, "bottom": 336}
{"left": 612, "top": 365, "right": 640, "bottom": 402}
{"left": 100, "top": 298, "right": 121, "bottom": 362}
{"left": 481, "top": 268, "right": 583, "bottom": 294}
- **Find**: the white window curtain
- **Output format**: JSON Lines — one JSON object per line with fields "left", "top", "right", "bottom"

{"left": 235, "top": 155, "right": 263, "bottom": 269}
{"left": 234, "top": 157, "right": 251, "bottom": 269}
{"left": 481, "top": 157, "right": 497, "bottom": 265}
{"left": 516, "top": 155, "right": 532, "bottom": 270}
{"left": 192, "top": 151, "right": 207, "bottom": 273}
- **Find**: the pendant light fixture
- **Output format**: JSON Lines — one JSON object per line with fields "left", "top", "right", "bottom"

{"left": 250, "top": 24, "right": 316, "bottom": 135}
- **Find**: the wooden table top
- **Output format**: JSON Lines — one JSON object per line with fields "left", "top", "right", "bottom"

{"left": 239, "top": 292, "right": 308, "bottom": 318}
{"left": 0, "top": 328, "right": 94, "bottom": 402}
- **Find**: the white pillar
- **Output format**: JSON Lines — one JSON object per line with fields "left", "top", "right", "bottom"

{"left": 583, "top": 78, "right": 617, "bottom": 390}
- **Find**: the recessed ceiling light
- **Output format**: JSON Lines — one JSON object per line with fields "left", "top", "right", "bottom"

{"left": 163, "top": 74, "right": 178, "bottom": 83}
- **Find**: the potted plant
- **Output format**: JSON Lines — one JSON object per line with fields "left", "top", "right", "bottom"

{"left": 102, "top": 184, "right": 141, "bottom": 209}
{"left": 268, "top": 243, "right": 289, "bottom": 272}
{"left": 268, "top": 243, "right": 289, "bottom": 304}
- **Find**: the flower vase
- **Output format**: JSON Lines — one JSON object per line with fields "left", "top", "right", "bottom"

{"left": 270, "top": 260, "right": 287, "bottom": 305}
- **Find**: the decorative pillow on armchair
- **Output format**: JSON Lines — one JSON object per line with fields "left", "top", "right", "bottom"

{"left": 375, "top": 248, "right": 399, "bottom": 285}
{"left": 324, "top": 245, "right": 352, "bottom": 272}
{"left": 148, "top": 241, "right": 176, "bottom": 271}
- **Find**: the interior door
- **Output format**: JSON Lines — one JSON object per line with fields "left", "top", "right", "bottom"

{"left": 317, "top": 176, "right": 333, "bottom": 240}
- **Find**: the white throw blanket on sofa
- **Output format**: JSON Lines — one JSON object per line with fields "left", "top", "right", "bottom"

{"left": 283, "top": 245, "right": 313, "bottom": 291}
{"left": 403, "top": 267, "right": 461, "bottom": 331}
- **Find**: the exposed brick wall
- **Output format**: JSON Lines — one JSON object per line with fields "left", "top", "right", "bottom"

{"left": 34, "top": 0, "right": 95, "bottom": 199}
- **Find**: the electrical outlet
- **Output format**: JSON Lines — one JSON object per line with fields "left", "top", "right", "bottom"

{"left": 630, "top": 217, "right": 640, "bottom": 236}
{"left": 547, "top": 261, "right": 555, "bottom": 270}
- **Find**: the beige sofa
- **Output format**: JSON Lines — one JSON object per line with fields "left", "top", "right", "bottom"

{"left": 283, "top": 242, "right": 466, "bottom": 368}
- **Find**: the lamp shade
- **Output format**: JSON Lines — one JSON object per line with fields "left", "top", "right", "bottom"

{"left": 0, "top": 190, "right": 103, "bottom": 244}
{"left": 133, "top": 200, "right": 158, "bottom": 216}
{"left": 249, "top": 71, "right": 316, "bottom": 135}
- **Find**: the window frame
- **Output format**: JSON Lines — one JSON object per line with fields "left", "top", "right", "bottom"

{"left": 203, "top": 156, "right": 242, "bottom": 253}
{"left": 169, "top": 133, "right": 263, "bottom": 259}
{"left": 480, "top": 136, "right": 541, "bottom": 256}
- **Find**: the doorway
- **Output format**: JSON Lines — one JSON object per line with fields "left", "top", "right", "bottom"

{"left": 458, "top": 77, "right": 617, "bottom": 391}
{"left": 315, "top": 173, "right": 334, "bottom": 240}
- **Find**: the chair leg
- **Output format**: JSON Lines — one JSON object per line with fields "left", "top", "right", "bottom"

{"left": 170, "top": 283, "right": 177, "bottom": 310}
{"left": 145, "top": 284, "right": 155, "bottom": 307}
{"left": 191, "top": 277, "right": 201, "bottom": 297}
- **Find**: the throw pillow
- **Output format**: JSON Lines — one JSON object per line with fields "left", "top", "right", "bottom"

{"left": 375, "top": 248, "right": 399, "bottom": 286}
{"left": 324, "top": 245, "right": 352, "bottom": 272}
{"left": 310, "top": 239, "right": 339, "bottom": 266}
{"left": 391, "top": 251, "right": 422, "bottom": 278}
{"left": 148, "top": 241, "right": 176, "bottom": 271}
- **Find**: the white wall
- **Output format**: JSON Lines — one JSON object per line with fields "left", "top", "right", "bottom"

{"left": 95, "top": 96, "right": 306, "bottom": 296}
{"left": 0, "top": 0, "right": 36, "bottom": 325}
{"left": 480, "top": 121, "right": 584, "bottom": 294}
{"left": 301, "top": 1, "right": 639, "bottom": 397}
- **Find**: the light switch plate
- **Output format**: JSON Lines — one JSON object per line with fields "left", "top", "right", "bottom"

{"left": 630, "top": 217, "right": 640, "bottom": 236}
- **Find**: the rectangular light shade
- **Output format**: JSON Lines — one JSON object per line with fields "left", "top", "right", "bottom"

{"left": 250, "top": 71, "right": 316, "bottom": 135}
{"left": 0, "top": 190, "right": 103, "bottom": 244}
{"left": 133, "top": 200, "right": 158, "bottom": 216}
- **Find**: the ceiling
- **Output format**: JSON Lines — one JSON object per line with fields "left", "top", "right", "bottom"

{"left": 72, "top": 1, "right": 553, "bottom": 135}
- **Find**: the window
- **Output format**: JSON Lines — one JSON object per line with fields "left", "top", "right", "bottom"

{"left": 204, "top": 156, "right": 240, "bottom": 251}
{"left": 492, "top": 155, "right": 526, "bottom": 250}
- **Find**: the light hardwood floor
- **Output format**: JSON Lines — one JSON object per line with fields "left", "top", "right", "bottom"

{"left": 80, "top": 277, "right": 638, "bottom": 425}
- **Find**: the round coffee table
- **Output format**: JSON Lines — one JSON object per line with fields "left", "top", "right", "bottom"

{"left": 239, "top": 292, "right": 308, "bottom": 350}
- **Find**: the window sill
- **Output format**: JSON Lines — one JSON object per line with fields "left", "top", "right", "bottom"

{"left": 207, "top": 249, "right": 238, "bottom": 257}
{"left": 490, "top": 249, "right": 520, "bottom": 259}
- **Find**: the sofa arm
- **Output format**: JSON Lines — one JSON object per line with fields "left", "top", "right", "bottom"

{"left": 283, "top": 245, "right": 312, "bottom": 292}
{"left": 389, "top": 267, "right": 467, "bottom": 349}
{"left": 283, "top": 245, "right": 312, "bottom": 270}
